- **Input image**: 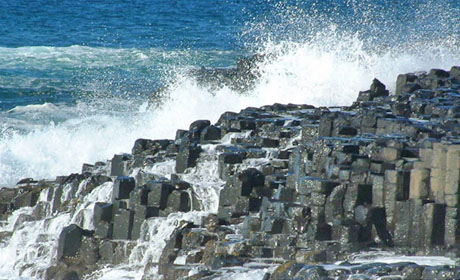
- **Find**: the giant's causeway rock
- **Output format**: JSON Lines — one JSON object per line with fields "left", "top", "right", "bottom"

{"left": 2, "top": 64, "right": 460, "bottom": 279}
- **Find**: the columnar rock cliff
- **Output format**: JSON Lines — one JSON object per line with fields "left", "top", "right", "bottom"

{"left": 1, "top": 63, "right": 460, "bottom": 279}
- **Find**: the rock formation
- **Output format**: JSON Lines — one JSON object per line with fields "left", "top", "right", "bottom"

{"left": 1, "top": 65, "right": 460, "bottom": 279}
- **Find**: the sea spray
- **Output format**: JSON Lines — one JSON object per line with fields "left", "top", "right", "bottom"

{"left": 2, "top": 67, "right": 460, "bottom": 279}
{"left": 2, "top": 33, "right": 460, "bottom": 187}
{"left": 0, "top": 178, "right": 113, "bottom": 278}
{"left": 82, "top": 146, "right": 226, "bottom": 279}
{"left": 1, "top": 1, "right": 460, "bottom": 279}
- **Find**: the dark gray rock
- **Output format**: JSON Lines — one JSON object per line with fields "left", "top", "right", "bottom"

{"left": 370, "top": 207, "right": 393, "bottom": 246}
{"left": 354, "top": 205, "right": 370, "bottom": 225}
{"left": 270, "top": 262, "right": 307, "bottom": 280}
{"left": 393, "top": 201, "right": 411, "bottom": 246}
{"left": 93, "top": 202, "right": 113, "bottom": 224}
{"left": 422, "top": 203, "right": 446, "bottom": 247}
{"left": 13, "top": 187, "right": 42, "bottom": 209}
{"left": 8, "top": 65, "right": 460, "bottom": 280}
{"left": 295, "top": 265, "right": 329, "bottom": 280}
{"left": 218, "top": 181, "right": 240, "bottom": 208}
{"left": 262, "top": 216, "right": 288, "bottom": 234}
{"left": 325, "top": 184, "right": 346, "bottom": 225}
{"left": 299, "top": 177, "right": 339, "bottom": 196}
{"left": 181, "top": 229, "right": 217, "bottom": 249}
{"left": 201, "top": 125, "right": 222, "bottom": 141}
{"left": 188, "top": 119, "right": 211, "bottom": 140}
{"left": 56, "top": 271, "right": 80, "bottom": 280}
{"left": 57, "top": 224, "right": 93, "bottom": 260}
{"left": 128, "top": 185, "right": 150, "bottom": 207}
{"left": 219, "top": 152, "right": 244, "bottom": 164}
{"left": 147, "top": 182, "right": 173, "bottom": 209}
{"left": 358, "top": 79, "right": 389, "bottom": 102}
{"left": 110, "top": 154, "right": 132, "bottom": 176}
{"left": 161, "top": 189, "right": 194, "bottom": 215}
{"left": 112, "top": 176, "right": 135, "bottom": 201}
{"left": 94, "top": 221, "right": 112, "bottom": 239}
{"left": 238, "top": 168, "right": 265, "bottom": 196}
{"left": 131, "top": 205, "right": 159, "bottom": 239}
{"left": 112, "top": 209, "right": 134, "bottom": 240}
{"left": 79, "top": 175, "right": 112, "bottom": 197}
{"left": 131, "top": 139, "right": 171, "bottom": 157}
{"left": 218, "top": 152, "right": 244, "bottom": 180}
{"left": 98, "top": 240, "right": 115, "bottom": 263}
{"left": 176, "top": 143, "right": 202, "bottom": 173}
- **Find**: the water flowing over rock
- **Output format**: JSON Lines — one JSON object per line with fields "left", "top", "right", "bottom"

{"left": 2, "top": 64, "right": 460, "bottom": 279}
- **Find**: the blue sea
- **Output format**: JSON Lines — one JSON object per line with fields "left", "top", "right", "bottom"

{"left": 1, "top": 0, "right": 460, "bottom": 186}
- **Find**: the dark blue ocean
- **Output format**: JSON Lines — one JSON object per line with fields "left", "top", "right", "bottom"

{"left": 1, "top": 1, "right": 460, "bottom": 279}
{"left": 1, "top": 0, "right": 460, "bottom": 186}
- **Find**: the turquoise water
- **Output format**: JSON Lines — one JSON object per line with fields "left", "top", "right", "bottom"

{"left": 1, "top": 0, "right": 460, "bottom": 186}
{"left": 0, "top": 0, "right": 259, "bottom": 110}
{"left": 1, "top": 0, "right": 460, "bottom": 110}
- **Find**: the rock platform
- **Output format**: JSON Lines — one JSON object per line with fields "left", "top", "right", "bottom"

{"left": 1, "top": 63, "right": 460, "bottom": 279}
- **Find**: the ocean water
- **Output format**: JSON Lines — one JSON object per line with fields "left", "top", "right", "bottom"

{"left": 1, "top": 1, "right": 460, "bottom": 278}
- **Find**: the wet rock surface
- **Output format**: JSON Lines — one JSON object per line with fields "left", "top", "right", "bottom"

{"left": 2, "top": 66, "right": 460, "bottom": 279}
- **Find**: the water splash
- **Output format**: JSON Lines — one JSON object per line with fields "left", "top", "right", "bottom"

{"left": 1, "top": 0, "right": 460, "bottom": 187}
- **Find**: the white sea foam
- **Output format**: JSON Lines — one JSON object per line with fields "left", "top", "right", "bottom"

{"left": 0, "top": 178, "right": 115, "bottom": 279}
{"left": 85, "top": 153, "right": 221, "bottom": 280}
{"left": 0, "top": 4, "right": 459, "bottom": 280}
{"left": 348, "top": 251, "right": 457, "bottom": 266}
{"left": 0, "top": 208, "right": 72, "bottom": 279}
{"left": 7, "top": 103, "right": 59, "bottom": 113}
{"left": 0, "top": 55, "right": 458, "bottom": 277}
{"left": 1, "top": 34, "right": 459, "bottom": 187}
{"left": 212, "top": 268, "right": 274, "bottom": 280}
{"left": 0, "top": 45, "right": 236, "bottom": 72}
{"left": 1, "top": 0, "right": 460, "bottom": 188}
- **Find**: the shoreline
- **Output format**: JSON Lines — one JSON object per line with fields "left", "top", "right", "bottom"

{"left": 1, "top": 63, "right": 460, "bottom": 279}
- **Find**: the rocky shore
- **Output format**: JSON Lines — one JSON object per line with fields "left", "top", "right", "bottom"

{"left": 1, "top": 61, "right": 460, "bottom": 279}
